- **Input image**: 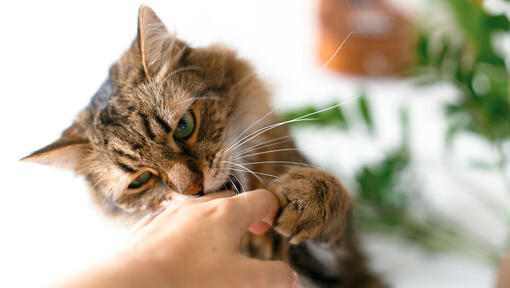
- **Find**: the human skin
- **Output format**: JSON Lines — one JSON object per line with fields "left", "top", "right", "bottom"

{"left": 55, "top": 189, "right": 298, "bottom": 288}
{"left": 497, "top": 252, "right": 510, "bottom": 288}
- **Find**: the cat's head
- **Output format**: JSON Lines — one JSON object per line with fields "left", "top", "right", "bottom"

{"left": 22, "top": 6, "right": 272, "bottom": 215}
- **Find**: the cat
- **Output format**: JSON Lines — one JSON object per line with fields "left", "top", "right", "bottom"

{"left": 23, "top": 6, "right": 386, "bottom": 288}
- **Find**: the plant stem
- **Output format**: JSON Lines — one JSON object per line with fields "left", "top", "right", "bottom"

{"left": 496, "top": 141, "right": 510, "bottom": 195}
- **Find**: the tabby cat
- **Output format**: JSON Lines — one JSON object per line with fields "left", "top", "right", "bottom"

{"left": 23, "top": 6, "right": 385, "bottom": 288}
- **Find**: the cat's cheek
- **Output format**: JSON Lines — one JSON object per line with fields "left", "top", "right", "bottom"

{"left": 202, "top": 168, "right": 228, "bottom": 194}
{"left": 203, "top": 172, "right": 227, "bottom": 194}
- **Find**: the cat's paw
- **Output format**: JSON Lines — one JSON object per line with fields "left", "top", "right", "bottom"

{"left": 268, "top": 168, "right": 350, "bottom": 245}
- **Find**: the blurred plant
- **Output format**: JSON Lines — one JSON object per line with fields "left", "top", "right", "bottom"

{"left": 414, "top": 0, "right": 510, "bottom": 193}
{"left": 281, "top": 89, "right": 374, "bottom": 133}
{"left": 282, "top": 102, "right": 349, "bottom": 129}
{"left": 281, "top": 97, "right": 500, "bottom": 263}
{"left": 354, "top": 108, "right": 498, "bottom": 262}
{"left": 279, "top": 0, "right": 509, "bottom": 265}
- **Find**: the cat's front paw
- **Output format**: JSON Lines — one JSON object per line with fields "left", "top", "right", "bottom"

{"left": 268, "top": 168, "right": 350, "bottom": 245}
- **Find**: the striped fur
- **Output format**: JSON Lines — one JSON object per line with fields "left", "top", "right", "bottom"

{"left": 23, "top": 6, "right": 386, "bottom": 287}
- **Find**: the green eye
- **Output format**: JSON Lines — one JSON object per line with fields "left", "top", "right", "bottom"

{"left": 173, "top": 110, "right": 195, "bottom": 140}
{"left": 128, "top": 171, "right": 153, "bottom": 189}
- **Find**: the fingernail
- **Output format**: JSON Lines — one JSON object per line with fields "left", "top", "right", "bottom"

{"left": 292, "top": 270, "right": 299, "bottom": 288}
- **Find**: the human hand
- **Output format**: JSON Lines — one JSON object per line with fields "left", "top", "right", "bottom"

{"left": 59, "top": 189, "right": 298, "bottom": 288}
{"left": 126, "top": 189, "right": 298, "bottom": 288}
{"left": 497, "top": 251, "right": 510, "bottom": 288}
{"left": 59, "top": 190, "right": 297, "bottom": 288}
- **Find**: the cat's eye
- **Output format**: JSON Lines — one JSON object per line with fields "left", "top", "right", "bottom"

{"left": 173, "top": 110, "right": 195, "bottom": 140}
{"left": 128, "top": 171, "right": 153, "bottom": 189}
{"left": 126, "top": 171, "right": 156, "bottom": 194}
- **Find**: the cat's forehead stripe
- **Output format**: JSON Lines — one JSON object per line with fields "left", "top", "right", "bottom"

{"left": 154, "top": 115, "right": 171, "bottom": 133}
{"left": 112, "top": 148, "right": 139, "bottom": 161}
{"left": 138, "top": 112, "right": 156, "bottom": 140}
{"left": 117, "top": 162, "right": 137, "bottom": 173}
{"left": 178, "top": 47, "right": 191, "bottom": 66}
{"left": 194, "top": 85, "right": 226, "bottom": 100}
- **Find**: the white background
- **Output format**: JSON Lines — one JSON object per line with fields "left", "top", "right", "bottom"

{"left": 0, "top": 0, "right": 508, "bottom": 287}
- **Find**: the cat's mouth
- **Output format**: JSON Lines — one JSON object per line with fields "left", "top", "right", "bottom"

{"left": 204, "top": 174, "right": 243, "bottom": 196}
{"left": 225, "top": 175, "right": 243, "bottom": 193}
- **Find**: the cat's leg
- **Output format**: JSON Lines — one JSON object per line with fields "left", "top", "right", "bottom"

{"left": 268, "top": 167, "right": 350, "bottom": 245}
{"left": 265, "top": 168, "right": 388, "bottom": 287}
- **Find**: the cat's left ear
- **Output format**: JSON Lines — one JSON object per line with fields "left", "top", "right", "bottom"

{"left": 21, "top": 123, "right": 90, "bottom": 170}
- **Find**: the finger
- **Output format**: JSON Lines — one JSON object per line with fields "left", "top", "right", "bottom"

{"left": 221, "top": 189, "right": 279, "bottom": 237}
{"left": 194, "top": 190, "right": 236, "bottom": 203}
{"left": 128, "top": 213, "right": 159, "bottom": 235}
{"left": 248, "top": 221, "right": 271, "bottom": 235}
{"left": 246, "top": 259, "right": 298, "bottom": 288}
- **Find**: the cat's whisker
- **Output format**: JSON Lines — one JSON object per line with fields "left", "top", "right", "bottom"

{"left": 228, "top": 168, "right": 278, "bottom": 178}
{"left": 103, "top": 184, "right": 118, "bottom": 207}
{"left": 222, "top": 160, "right": 264, "bottom": 183}
{"left": 230, "top": 174, "right": 246, "bottom": 194}
{"left": 226, "top": 119, "right": 299, "bottom": 154}
{"left": 243, "top": 135, "right": 292, "bottom": 150}
{"left": 228, "top": 97, "right": 358, "bottom": 153}
{"left": 222, "top": 182, "right": 229, "bottom": 192}
{"left": 226, "top": 117, "right": 316, "bottom": 154}
{"left": 89, "top": 174, "right": 108, "bottom": 194}
{"left": 232, "top": 135, "right": 292, "bottom": 158}
{"left": 242, "top": 160, "right": 315, "bottom": 168}
{"left": 319, "top": 32, "right": 352, "bottom": 73}
{"left": 228, "top": 174, "right": 251, "bottom": 214}
{"left": 228, "top": 177, "right": 241, "bottom": 195}
{"left": 225, "top": 108, "right": 277, "bottom": 153}
{"left": 233, "top": 148, "right": 301, "bottom": 161}
{"left": 86, "top": 174, "right": 109, "bottom": 207}
{"left": 225, "top": 33, "right": 352, "bottom": 154}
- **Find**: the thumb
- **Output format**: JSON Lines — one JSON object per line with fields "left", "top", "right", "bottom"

{"left": 249, "top": 260, "right": 298, "bottom": 288}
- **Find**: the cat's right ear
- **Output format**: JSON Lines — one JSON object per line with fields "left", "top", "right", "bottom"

{"left": 21, "top": 123, "right": 90, "bottom": 170}
{"left": 118, "top": 5, "right": 186, "bottom": 80}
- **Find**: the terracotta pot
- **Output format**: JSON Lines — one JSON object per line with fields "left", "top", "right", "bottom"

{"left": 318, "top": 0, "right": 415, "bottom": 76}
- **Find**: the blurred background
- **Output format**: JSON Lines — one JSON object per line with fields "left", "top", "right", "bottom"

{"left": 1, "top": 0, "right": 509, "bottom": 287}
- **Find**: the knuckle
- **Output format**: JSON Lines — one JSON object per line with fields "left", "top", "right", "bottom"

{"left": 208, "top": 198, "right": 236, "bottom": 218}
{"left": 200, "top": 201, "right": 221, "bottom": 217}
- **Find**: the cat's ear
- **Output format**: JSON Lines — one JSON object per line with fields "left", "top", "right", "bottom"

{"left": 135, "top": 5, "right": 185, "bottom": 78}
{"left": 21, "top": 123, "right": 90, "bottom": 170}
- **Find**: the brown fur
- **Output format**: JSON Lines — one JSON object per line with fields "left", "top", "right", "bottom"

{"left": 23, "top": 6, "right": 386, "bottom": 287}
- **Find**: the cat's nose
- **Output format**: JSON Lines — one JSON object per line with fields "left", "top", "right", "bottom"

{"left": 166, "top": 162, "right": 202, "bottom": 195}
{"left": 184, "top": 180, "right": 203, "bottom": 195}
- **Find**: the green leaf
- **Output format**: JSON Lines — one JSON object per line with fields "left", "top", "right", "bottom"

{"left": 416, "top": 31, "right": 430, "bottom": 66}
{"left": 414, "top": 1, "right": 510, "bottom": 144}
{"left": 400, "top": 107, "right": 410, "bottom": 148}
{"left": 445, "top": 122, "right": 463, "bottom": 148}
{"left": 280, "top": 103, "right": 349, "bottom": 129}
{"left": 357, "top": 89, "right": 374, "bottom": 134}
{"left": 436, "top": 39, "right": 450, "bottom": 68}
{"left": 487, "top": 14, "right": 510, "bottom": 31}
